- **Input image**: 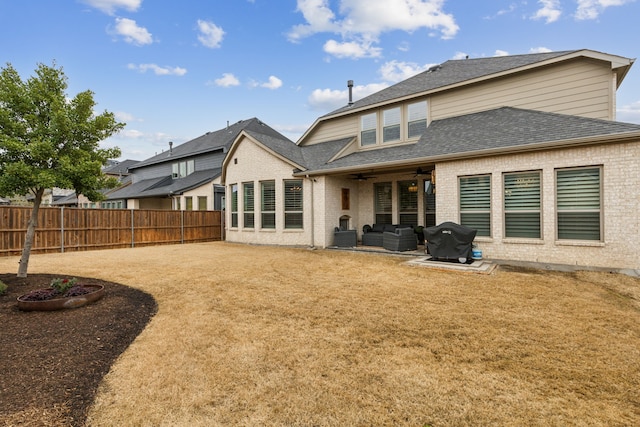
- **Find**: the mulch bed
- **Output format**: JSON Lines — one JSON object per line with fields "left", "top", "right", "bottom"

{"left": 0, "top": 274, "right": 157, "bottom": 426}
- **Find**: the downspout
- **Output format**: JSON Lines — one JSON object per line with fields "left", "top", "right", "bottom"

{"left": 307, "top": 175, "right": 315, "bottom": 249}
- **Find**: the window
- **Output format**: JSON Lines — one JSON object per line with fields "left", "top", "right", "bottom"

{"left": 175, "top": 197, "right": 181, "bottom": 210}
{"left": 556, "top": 167, "right": 601, "bottom": 241}
{"left": 407, "top": 101, "right": 427, "bottom": 139}
{"left": 383, "top": 107, "right": 401, "bottom": 143}
{"left": 185, "top": 196, "right": 193, "bottom": 211}
{"left": 198, "top": 196, "right": 207, "bottom": 211}
{"left": 361, "top": 113, "right": 377, "bottom": 146}
{"left": 284, "top": 180, "right": 303, "bottom": 229}
{"left": 172, "top": 159, "right": 195, "bottom": 178}
{"left": 459, "top": 175, "right": 491, "bottom": 237}
{"left": 398, "top": 181, "right": 418, "bottom": 225}
{"left": 261, "top": 181, "right": 276, "bottom": 229}
{"left": 230, "top": 184, "right": 238, "bottom": 228}
{"left": 504, "top": 171, "right": 541, "bottom": 238}
{"left": 374, "top": 182, "right": 393, "bottom": 224}
{"left": 243, "top": 182, "right": 254, "bottom": 228}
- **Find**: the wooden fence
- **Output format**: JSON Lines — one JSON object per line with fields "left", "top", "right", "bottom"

{"left": 0, "top": 206, "right": 223, "bottom": 256}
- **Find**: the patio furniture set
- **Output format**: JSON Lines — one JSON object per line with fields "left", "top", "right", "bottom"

{"left": 333, "top": 224, "right": 419, "bottom": 252}
{"left": 333, "top": 222, "right": 478, "bottom": 263}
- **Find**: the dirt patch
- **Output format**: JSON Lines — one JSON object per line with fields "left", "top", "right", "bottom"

{"left": 0, "top": 274, "right": 157, "bottom": 426}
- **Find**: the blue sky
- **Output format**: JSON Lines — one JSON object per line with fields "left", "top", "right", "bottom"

{"left": 1, "top": 0, "right": 639, "bottom": 161}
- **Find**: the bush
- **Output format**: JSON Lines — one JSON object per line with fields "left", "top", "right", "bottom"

{"left": 0, "top": 280, "right": 7, "bottom": 296}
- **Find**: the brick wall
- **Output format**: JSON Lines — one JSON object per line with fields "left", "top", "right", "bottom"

{"left": 436, "top": 140, "right": 640, "bottom": 270}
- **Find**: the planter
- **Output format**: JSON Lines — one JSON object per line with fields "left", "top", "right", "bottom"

{"left": 17, "top": 284, "right": 105, "bottom": 312}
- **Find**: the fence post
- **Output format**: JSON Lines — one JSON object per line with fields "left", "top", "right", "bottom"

{"left": 60, "top": 206, "right": 64, "bottom": 253}
{"left": 131, "top": 209, "right": 135, "bottom": 248}
{"left": 181, "top": 210, "right": 184, "bottom": 244}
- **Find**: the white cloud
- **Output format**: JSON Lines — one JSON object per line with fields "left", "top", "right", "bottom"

{"left": 127, "top": 63, "right": 187, "bottom": 76}
{"left": 197, "top": 20, "right": 225, "bottom": 48}
{"left": 113, "top": 18, "right": 153, "bottom": 45}
{"left": 452, "top": 51, "right": 468, "bottom": 60}
{"left": 114, "top": 111, "right": 142, "bottom": 123}
{"left": 378, "top": 60, "right": 434, "bottom": 83}
{"left": 261, "top": 76, "right": 283, "bottom": 90}
{"left": 80, "top": 0, "right": 141, "bottom": 15}
{"left": 532, "top": 0, "right": 562, "bottom": 23}
{"left": 617, "top": 100, "right": 640, "bottom": 124}
{"left": 288, "top": 0, "right": 459, "bottom": 59}
{"left": 494, "top": 50, "right": 509, "bottom": 57}
{"left": 575, "top": 0, "right": 634, "bottom": 20}
{"left": 119, "top": 129, "right": 145, "bottom": 139}
{"left": 323, "top": 39, "right": 382, "bottom": 59}
{"left": 529, "top": 46, "right": 552, "bottom": 53}
{"left": 212, "top": 73, "right": 240, "bottom": 87}
{"left": 308, "top": 82, "right": 389, "bottom": 111}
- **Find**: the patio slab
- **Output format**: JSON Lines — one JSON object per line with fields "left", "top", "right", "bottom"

{"left": 405, "top": 256, "right": 497, "bottom": 274}
{"left": 328, "top": 245, "right": 496, "bottom": 274}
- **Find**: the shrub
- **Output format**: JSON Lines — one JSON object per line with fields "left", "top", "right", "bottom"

{"left": 0, "top": 280, "right": 7, "bottom": 296}
{"left": 50, "top": 277, "right": 77, "bottom": 294}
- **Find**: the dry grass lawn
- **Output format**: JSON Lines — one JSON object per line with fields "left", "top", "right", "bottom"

{"left": 3, "top": 242, "right": 639, "bottom": 426}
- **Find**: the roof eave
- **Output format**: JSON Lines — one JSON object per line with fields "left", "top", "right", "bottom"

{"left": 297, "top": 131, "right": 640, "bottom": 176}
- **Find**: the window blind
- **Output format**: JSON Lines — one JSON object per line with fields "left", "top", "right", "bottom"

{"left": 504, "top": 172, "right": 541, "bottom": 238}
{"left": 459, "top": 175, "right": 491, "bottom": 236}
{"left": 556, "top": 167, "right": 601, "bottom": 240}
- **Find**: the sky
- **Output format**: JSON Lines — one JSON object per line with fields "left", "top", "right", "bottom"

{"left": 1, "top": 0, "right": 639, "bottom": 161}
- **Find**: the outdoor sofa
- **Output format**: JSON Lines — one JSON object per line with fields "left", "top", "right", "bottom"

{"left": 383, "top": 227, "right": 418, "bottom": 251}
{"left": 362, "top": 224, "right": 414, "bottom": 247}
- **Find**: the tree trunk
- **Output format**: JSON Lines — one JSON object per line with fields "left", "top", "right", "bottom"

{"left": 17, "top": 188, "right": 44, "bottom": 278}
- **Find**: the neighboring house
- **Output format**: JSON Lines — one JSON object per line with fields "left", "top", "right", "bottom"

{"left": 107, "top": 118, "right": 285, "bottom": 211}
{"left": 52, "top": 159, "right": 139, "bottom": 208}
{"left": 222, "top": 49, "right": 640, "bottom": 271}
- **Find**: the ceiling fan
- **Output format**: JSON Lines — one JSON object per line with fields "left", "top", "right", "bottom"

{"left": 351, "top": 173, "right": 377, "bottom": 181}
{"left": 413, "top": 167, "right": 426, "bottom": 177}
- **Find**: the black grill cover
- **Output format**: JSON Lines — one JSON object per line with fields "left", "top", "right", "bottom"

{"left": 424, "top": 222, "right": 477, "bottom": 263}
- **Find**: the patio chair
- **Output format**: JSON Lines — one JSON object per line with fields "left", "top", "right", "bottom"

{"left": 333, "top": 227, "right": 357, "bottom": 247}
{"left": 382, "top": 227, "right": 417, "bottom": 252}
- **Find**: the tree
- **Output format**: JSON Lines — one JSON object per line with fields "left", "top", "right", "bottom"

{"left": 0, "top": 62, "right": 125, "bottom": 277}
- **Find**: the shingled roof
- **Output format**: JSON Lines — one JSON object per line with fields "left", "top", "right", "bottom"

{"left": 326, "top": 50, "right": 575, "bottom": 116}
{"left": 131, "top": 118, "right": 285, "bottom": 169}
{"left": 294, "top": 107, "right": 640, "bottom": 175}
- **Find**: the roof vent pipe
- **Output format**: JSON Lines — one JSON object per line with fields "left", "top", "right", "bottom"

{"left": 168, "top": 141, "right": 173, "bottom": 154}
{"left": 347, "top": 80, "right": 354, "bottom": 106}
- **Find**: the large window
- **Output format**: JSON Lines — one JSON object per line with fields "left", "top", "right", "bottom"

{"left": 243, "top": 182, "right": 254, "bottom": 228}
{"left": 556, "top": 167, "right": 601, "bottom": 241}
{"left": 230, "top": 184, "right": 238, "bottom": 228}
{"left": 361, "top": 113, "right": 377, "bottom": 146}
{"left": 284, "top": 180, "right": 303, "bottom": 229}
{"left": 374, "top": 182, "right": 393, "bottom": 224}
{"left": 383, "top": 107, "right": 401, "bottom": 143}
{"left": 185, "top": 196, "right": 193, "bottom": 211}
{"left": 261, "top": 181, "right": 276, "bottom": 229}
{"left": 407, "top": 101, "right": 427, "bottom": 138}
{"left": 459, "top": 175, "right": 491, "bottom": 237}
{"left": 398, "top": 181, "right": 418, "bottom": 225}
{"left": 504, "top": 171, "right": 541, "bottom": 238}
{"left": 172, "top": 159, "right": 195, "bottom": 178}
{"left": 198, "top": 196, "right": 207, "bottom": 211}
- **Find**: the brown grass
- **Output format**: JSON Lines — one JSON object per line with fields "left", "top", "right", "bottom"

{"left": 3, "top": 242, "right": 639, "bottom": 426}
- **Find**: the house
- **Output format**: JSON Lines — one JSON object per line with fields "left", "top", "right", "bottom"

{"left": 52, "top": 159, "right": 139, "bottom": 208}
{"left": 221, "top": 49, "right": 640, "bottom": 272}
{"left": 107, "top": 118, "right": 287, "bottom": 211}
